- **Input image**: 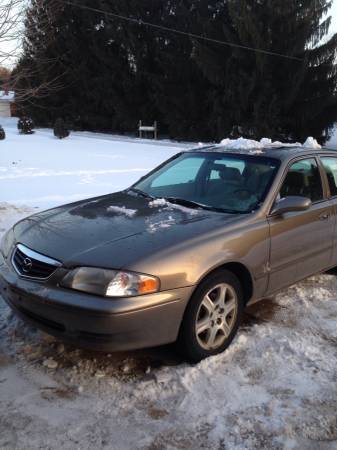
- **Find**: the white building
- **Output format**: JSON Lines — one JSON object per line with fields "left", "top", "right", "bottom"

{"left": 0, "top": 91, "right": 15, "bottom": 117}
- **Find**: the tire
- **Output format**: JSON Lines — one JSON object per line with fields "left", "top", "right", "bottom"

{"left": 178, "top": 270, "right": 244, "bottom": 362}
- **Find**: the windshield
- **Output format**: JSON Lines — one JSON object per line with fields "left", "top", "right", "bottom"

{"left": 134, "top": 152, "right": 280, "bottom": 213}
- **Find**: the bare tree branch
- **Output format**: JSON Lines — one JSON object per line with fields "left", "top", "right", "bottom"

{"left": 0, "top": 0, "right": 66, "bottom": 103}
{"left": 0, "top": 0, "right": 26, "bottom": 63}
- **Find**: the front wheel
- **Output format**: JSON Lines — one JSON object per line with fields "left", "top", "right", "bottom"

{"left": 178, "top": 270, "right": 244, "bottom": 362}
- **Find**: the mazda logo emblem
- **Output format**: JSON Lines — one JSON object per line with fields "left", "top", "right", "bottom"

{"left": 22, "top": 257, "right": 33, "bottom": 273}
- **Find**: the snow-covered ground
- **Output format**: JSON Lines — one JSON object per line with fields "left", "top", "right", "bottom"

{"left": 0, "top": 118, "right": 185, "bottom": 209}
{"left": 1, "top": 119, "right": 337, "bottom": 449}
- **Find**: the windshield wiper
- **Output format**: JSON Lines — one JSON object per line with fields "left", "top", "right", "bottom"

{"left": 129, "top": 188, "right": 154, "bottom": 200}
{"left": 164, "top": 197, "right": 230, "bottom": 213}
{"left": 129, "top": 191, "right": 239, "bottom": 214}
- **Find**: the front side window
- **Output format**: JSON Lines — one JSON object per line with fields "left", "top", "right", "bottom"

{"left": 321, "top": 157, "right": 337, "bottom": 197}
{"left": 280, "top": 158, "right": 323, "bottom": 202}
{"left": 134, "top": 152, "right": 280, "bottom": 213}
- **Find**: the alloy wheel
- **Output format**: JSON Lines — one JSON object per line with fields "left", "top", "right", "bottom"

{"left": 195, "top": 283, "right": 238, "bottom": 350}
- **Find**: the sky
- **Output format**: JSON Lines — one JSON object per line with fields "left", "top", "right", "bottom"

{"left": 331, "top": 1, "right": 337, "bottom": 35}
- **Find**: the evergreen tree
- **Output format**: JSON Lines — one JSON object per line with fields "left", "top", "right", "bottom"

{"left": 192, "top": 0, "right": 337, "bottom": 141}
{"left": 16, "top": 0, "right": 140, "bottom": 132}
{"left": 146, "top": 0, "right": 212, "bottom": 140}
{"left": 54, "top": 118, "right": 70, "bottom": 138}
{"left": 0, "top": 125, "right": 5, "bottom": 140}
{"left": 98, "top": 0, "right": 165, "bottom": 132}
{"left": 18, "top": 117, "right": 35, "bottom": 134}
{"left": 15, "top": 0, "right": 337, "bottom": 142}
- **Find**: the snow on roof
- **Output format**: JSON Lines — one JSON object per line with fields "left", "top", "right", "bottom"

{"left": 193, "top": 136, "right": 322, "bottom": 154}
{"left": 217, "top": 136, "right": 321, "bottom": 151}
{"left": 0, "top": 91, "right": 15, "bottom": 101}
{"left": 302, "top": 137, "right": 322, "bottom": 149}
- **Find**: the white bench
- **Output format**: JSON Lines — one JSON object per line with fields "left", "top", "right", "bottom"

{"left": 138, "top": 120, "right": 158, "bottom": 139}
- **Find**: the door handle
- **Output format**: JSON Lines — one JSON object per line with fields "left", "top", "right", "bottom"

{"left": 319, "top": 213, "right": 330, "bottom": 221}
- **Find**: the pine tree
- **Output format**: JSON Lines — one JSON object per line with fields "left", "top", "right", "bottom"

{"left": 18, "top": 117, "right": 34, "bottom": 134}
{"left": 15, "top": 0, "right": 70, "bottom": 125}
{"left": 15, "top": 0, "right": 337, "bottom": 142}
{"left": 97, "top": 0, "right": 212, "bottom": 139}
{"left": 98, "top": 0, "right": 163, "bottom": 132}
{"left": 16, "top": 0, "right": 139, "bottom": 132}
{"left": 192, "top": 0, "right": 337, "bottom": 142}
{"left": 146, "top": 0, "right": 212, "bottom": 140}
{"left": 54, "top": 118, "right": 70, "bottom": 138}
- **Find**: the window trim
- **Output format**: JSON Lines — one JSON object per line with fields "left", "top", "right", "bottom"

{"left": 267, "top": 155, "right": 328, "bottom": 216}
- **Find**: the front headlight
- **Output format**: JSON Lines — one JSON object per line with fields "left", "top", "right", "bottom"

{"left": 0, "top": 228, "right": 14, "bottom": 258}
{"left": 60, "top": 267, "right": 160, "bottom": 298}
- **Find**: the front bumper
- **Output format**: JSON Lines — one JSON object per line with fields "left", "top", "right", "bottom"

{"left": 0, "top": 253, "right": 193, "bottom": 351}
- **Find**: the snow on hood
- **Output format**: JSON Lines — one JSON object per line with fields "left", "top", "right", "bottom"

{"left": 218, "top": 136, "right": 321, "bottom": 151}
{"left": 106, "top": 205, "right": 137, "bottom": 217}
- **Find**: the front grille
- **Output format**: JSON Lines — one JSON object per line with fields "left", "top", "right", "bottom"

{"left": 12, "top": 244, "right": 61, "bottom": 280}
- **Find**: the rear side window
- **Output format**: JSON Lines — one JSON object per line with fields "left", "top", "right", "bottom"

{"left": 321, "top": 157, "right": 337, "bottom": 197}
{"left": 280, "top": 158, "right": 323, "bottom": 203}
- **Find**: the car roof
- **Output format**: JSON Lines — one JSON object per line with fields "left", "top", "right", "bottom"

{"left": 188, "top": 145, "right": 337, "bottom": 162}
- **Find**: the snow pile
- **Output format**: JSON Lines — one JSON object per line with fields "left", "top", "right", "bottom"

{"left": 219, "top": 137, "right": 272, "bottom": 150}
{"left": 107, "top": 205, "right": 137, "bottom": 217}
{"left": 303, "top": 136, "right": 322, "bottom": 149}
{"left": 219, "top": 136, "right": 321, "bottom": 150}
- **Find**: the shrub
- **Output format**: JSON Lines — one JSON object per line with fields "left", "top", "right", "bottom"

{"left": 0, "top": 125, "right": 5, "bottom": 140}
{"left": 53, "top": 118, "right": 70, "bottom": 139}
{"left": 18, "top": 117, "right": 35, "bottom": 134}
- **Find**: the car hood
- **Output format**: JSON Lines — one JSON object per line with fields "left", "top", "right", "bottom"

{"left": 13, "top": 191, "right": 244, "bottom": 269}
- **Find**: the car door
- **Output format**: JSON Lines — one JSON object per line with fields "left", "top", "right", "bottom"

{"left": 266, "top": 157, "right": 334, "bottom": 294}
{"left": 319, "top": 155, "right": 337, "bottom": 267}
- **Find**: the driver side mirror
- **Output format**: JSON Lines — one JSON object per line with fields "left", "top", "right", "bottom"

{"left": 270, "top": 196, "right": 312, "bottom": 217}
